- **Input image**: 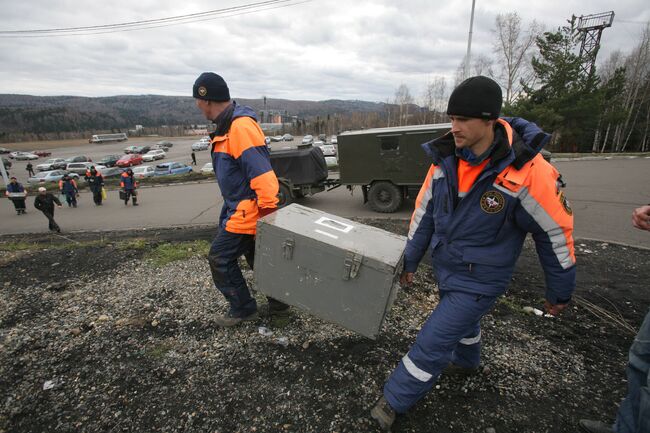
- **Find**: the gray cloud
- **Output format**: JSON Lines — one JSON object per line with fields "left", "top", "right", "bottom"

{"left": 0, "top": 0, "right": 648, "bottom": 101}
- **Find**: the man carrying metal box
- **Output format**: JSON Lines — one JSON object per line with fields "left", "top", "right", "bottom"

{"left": 371, "top": 76, "right": 577, "bottom": 430}
{"left": 193, "top": 72, "right": 291, "bottom": 328}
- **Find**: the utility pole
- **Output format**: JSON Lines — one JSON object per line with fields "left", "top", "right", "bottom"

{"left": 464, "top": 0, "right": 477, "bottom": 79}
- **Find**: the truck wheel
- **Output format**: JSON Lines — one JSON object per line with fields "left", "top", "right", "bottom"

{"left": 368, "top": 181, "right": 403, "bottom": 213}
{"left": 278, "top": 182, "right": 293, "bottom": 208}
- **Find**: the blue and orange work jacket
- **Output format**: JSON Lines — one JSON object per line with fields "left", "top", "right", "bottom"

{"left": 405, "top": 117, "right": 576, "bottom": 304}
{"left": 210, "top": 105, "right": 278, "bottom": 235}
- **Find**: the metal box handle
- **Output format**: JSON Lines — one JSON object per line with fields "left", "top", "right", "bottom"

{"left": 282, "top": 238, "right": 295, "bottom": 260}
{"left": 342, "top": 252, "right": 363, "bottom": 280}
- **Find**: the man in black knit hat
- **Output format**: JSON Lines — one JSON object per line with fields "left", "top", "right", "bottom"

{"left": 193, "top": 72, "right": 291, "bottom": 328}
{"left": 371, "top": 76, "right": 576, "bottom": 430}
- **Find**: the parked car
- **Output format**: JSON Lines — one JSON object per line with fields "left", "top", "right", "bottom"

{"left": 134, "top": 145, "right": 151, "bottom": 154}
{"left": 301, "top": 135, "right": 313, "bottom": 145}
{"left": 13, "top": 152, "right": 39, "bottom": 161}
{"left": 320, "top": 144, "right": 337, "bottom": 157}
{"left": 98, "top": 155, "right": 122, "bottom": 167}
{"left": 271, "top": 135, "right": 284, "bottom": 142}
{"left": 66, "top": 162, "right": 95, "bottom": 175}
{"left": 28, "top": 170, "right": 79, "bottom": 184}
{"left": 318, "top": 134, "right": 327, "bottom": 142}
{"left": 65, "top": 155, "right": 92, "bottom": 163}
{"left": 36, "top": 158, "right": 67, "bottom": 171}
{"left": 123, "top": 146, "right": 140, "bottom": 154}
{"left": 200, "top": 162, "right": 213, "bottom": 175}
{"left": 156, "top": 140, "right": 174, "bottom": 148}
{"left": 31, "top": 150, "right": 52, "bottom": 157}
{"left": 154, "top": 162, "right": 193, "bottom": 176}
{"left": 116, "top": 154, "right": 143, "bottom": 167}
{"left": 142, "top": 149, "right": 166, "bottom": 162}
{"left": 325, "top": 156, "right": 338, "bottom": 168}
{"left": 282, "top": 134, "right": 294, "bottom": 142}
{"left": 99, "top": 166, "right": 125, "bottom": 178}
{"left": 264, "top": 136, "right": 271, "bottom": 145}
{"left": 191, "top": 139, "right": 210, "bottom": 151}
{"left": 330, "top": 135, "right": 338, "bottom": 144}
{"left": 2, "top": 157, "right": 11, "bottom": 169}
{"left": 0, "top": 147, "right": 12, "bottom": 154}
{"left": 132, "top": 165, "right": 155, "bottom": 179}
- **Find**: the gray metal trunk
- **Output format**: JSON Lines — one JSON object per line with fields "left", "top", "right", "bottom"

{"left": 254, "top": 204, "right": 406, "bottom": 339}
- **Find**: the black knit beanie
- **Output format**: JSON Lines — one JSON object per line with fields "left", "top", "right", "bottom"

{"left": 193, "top": 72, "right": 231, "bottom": 102}
{"left": 447, "top": 76, "right": 502, "bottom": 120}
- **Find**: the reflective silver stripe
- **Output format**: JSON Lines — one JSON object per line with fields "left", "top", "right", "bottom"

{"left": 518, "top": 186, "right": 574, "bottom": 269}
{"left": 408, "top": 170, "right": 435, "bottom": 240}
{"left": 459, "top": 331, "right": 481, "bottom": 345}
{"left": 402, "top": 354, "right": 432, "bottom": 382}
{"left": 458, "top": 191, "right": 467, "bottom": 198}
{"left": 492, "top": 182, "right": 519, "bottom": 197}
{"left": 433, "top": 169, "right": 445, "bottom": 180}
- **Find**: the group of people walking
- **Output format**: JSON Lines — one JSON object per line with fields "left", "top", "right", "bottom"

{"left": 4, "top": 165, "right": 141, "bottom": 233}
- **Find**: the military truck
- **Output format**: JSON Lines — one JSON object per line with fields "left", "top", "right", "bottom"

{"left": 337, "top": 123, "right": 451, "bottom": 213}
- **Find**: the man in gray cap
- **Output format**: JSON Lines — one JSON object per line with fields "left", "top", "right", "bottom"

{"left": 371, "top": 76, "right": 576, "bottom": 429}
{"left": 33, "top": 186, "right": 62, "bottom": 233}
{"left": 193, "top": 72, "right": 291, "bottom": 328}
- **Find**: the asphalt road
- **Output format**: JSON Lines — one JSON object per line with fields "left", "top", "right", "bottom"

{"left": 1, "top": 151, "right": 649, "bottom": 249}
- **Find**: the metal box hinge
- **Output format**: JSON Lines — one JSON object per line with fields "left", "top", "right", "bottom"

{"left": 342, "top": 252, "right": 363, "bottom": 280}
{"left": 282, "top": 238, "right": 295, "bottom": 260}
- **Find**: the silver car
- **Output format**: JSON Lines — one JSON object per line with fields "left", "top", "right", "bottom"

{"left": 28, "top": 170, "right": 79, "bottom": 184}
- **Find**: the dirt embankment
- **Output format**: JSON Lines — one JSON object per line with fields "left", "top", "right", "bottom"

{"left": 0, "top": 221, "right": 648, "bottom": 433}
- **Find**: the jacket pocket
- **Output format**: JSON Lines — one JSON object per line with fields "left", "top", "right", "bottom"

{"left": 462, "top": 246, "right": 516, "bottom": 267}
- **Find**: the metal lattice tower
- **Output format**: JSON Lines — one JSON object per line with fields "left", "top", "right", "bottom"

{"left": 577, "top": 11, "right": 615, "bottom": 77}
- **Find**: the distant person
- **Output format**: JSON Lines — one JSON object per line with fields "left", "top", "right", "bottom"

{"left": 370, "top": 76, "right": 576, "bottom": 430}
{"left": 191, "top": 151, "right": 197, "bottom": 166}
{"left": 33, "top": 186, "right": 62, "bottom": 233}
{"left": 5, "top": 176, "right": 27, "bottom": 215}
{"left": 120, "top": 168, "right": 138, "bottom": 206}
{"left": 579, "top": 204, "right": 650, "bottom": 433}
{"left": 58, "top": 174, "right": 79, "bottom": 208}
{"left": 192, "top": 71, "right": 291, "bottom": 328}
{"left": 84, "top": 166, "right": 104, "bottom": 205}
{"left": 26, "top": 162, "right": 35, "bottom": 177}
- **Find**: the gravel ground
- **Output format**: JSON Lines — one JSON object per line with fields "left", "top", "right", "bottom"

{"left": 0, "top": 221, "right": 648, "bottom": 433}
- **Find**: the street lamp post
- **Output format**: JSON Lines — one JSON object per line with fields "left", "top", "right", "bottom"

{"left": 464, "top": 0, "right": 477, "bottom": 79}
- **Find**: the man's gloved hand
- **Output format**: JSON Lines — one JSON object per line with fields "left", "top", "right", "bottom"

{"left": 258, "top": 207, "right": 277, "bottom": 218}
{"left": 400, "top": 271, "right": 414, "bottom": 287}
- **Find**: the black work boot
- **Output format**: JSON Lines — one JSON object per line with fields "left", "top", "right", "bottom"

{"left": 214, "top": 311, "right": 259, "bottom": 327}
{"left": 132, "top": 197, "right": 138, "bottom": 206}
{"left": 579, "top": 419, "right": 613, "bottom": 433}
{"left": 370, "top": 396, "right": 396, "bottom": 431}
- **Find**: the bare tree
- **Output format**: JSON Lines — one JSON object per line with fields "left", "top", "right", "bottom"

{"left": 472, "top": 54, "right": 496, "bottom": 77}
{"left": 394, "top": 84, "right": 413, "bottom": 126}
{"left": 493, "top": 12, "right": 542, "bottom": 105}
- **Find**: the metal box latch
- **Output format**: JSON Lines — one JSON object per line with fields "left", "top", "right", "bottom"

{"left": 342, "top": 252, "right": 363, "bottom": 280}
{"left": 282, "top": 238, "right": 295, "bottom": 260}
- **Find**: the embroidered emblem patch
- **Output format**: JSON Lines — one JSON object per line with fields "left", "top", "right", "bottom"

{"left": 559, "top": 191, "right": 573, "bottom": 215}
{"left": 480, "top": 190, "right": 505, "bottom": 214}
{"left": 198, "top": 86, "right": 208, "bottom": 97}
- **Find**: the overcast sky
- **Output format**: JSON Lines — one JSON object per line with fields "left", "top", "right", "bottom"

{"left": 0, "top": 0, "right": 648, "bottom": 102}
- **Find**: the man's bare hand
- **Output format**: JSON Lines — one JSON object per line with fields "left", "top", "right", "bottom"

{"left": 400, "top": 272, "right": 414, "bottom": 286}
{"left": 632, "top": 205, "right": 650, "bottom": 231}
{"left": 543, "top": 300, "right": 568, "bottom": 316}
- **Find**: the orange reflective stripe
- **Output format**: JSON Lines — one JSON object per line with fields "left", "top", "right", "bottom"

{"left": 457, "top": 159, "right": 489, "bottom": 194}
{"left": 250, "top": 170, "right": 279, "bottom": 209}
{"left": 410, "top": 164, "right": 436, "bottom": 229}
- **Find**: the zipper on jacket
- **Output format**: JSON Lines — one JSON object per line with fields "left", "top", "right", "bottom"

{"left": 469, "top": 263, "right": 473, "bottom": 272}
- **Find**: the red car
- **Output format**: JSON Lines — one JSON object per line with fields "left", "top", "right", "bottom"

{"left": 31, "top": 150, "right": 52, "bottom": 157}
{"left": 116, "top": 154, "right": 143, "bottom": 167}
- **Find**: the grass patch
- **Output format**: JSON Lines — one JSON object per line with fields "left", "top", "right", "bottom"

{"left": 117, "top": 238, "right": 149, "bottom": 251}
{"left": 145, "top": 240, "right": 210, "bottom": 266}
{"left": 146, "top": 343, "right": 173, "bottom": 359}
{"left": 0, "top": 241, "right": 40, "bottom": 252}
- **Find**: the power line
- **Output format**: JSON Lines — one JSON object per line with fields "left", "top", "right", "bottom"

{"left": 0, "top": 0, "right": 312, "bottom": 38}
